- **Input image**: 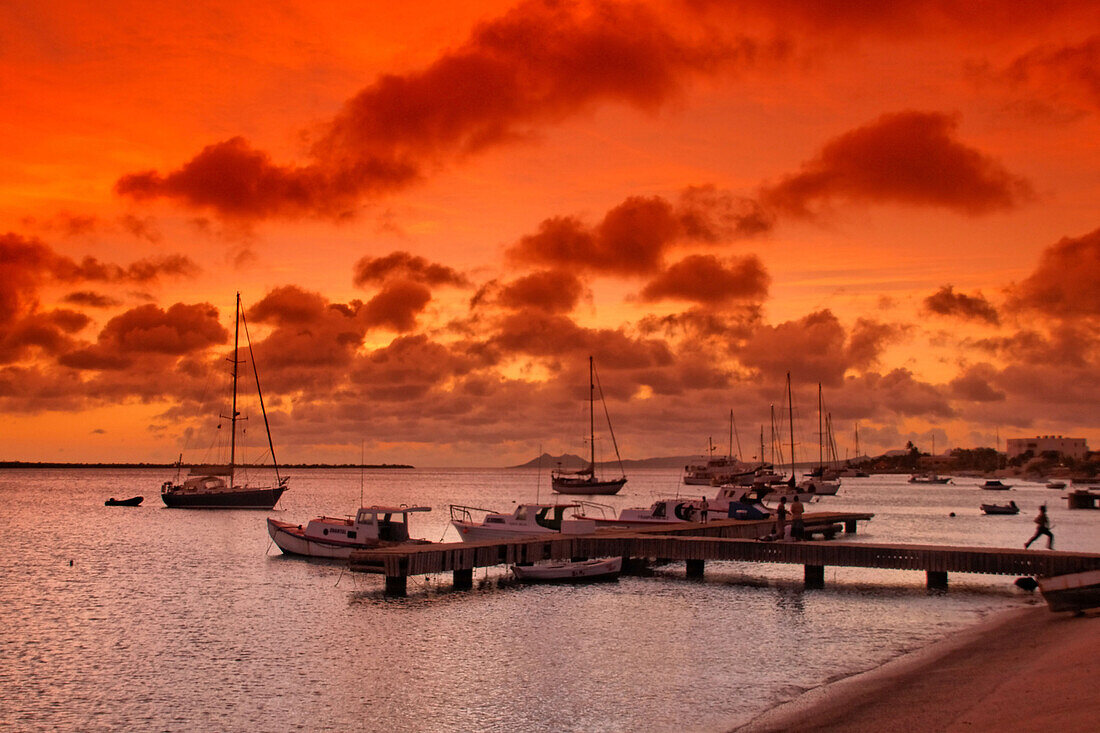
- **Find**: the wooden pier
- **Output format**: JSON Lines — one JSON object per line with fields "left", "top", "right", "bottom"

{"left": 347, "top": 512, "right": 1100, "bottom": 596}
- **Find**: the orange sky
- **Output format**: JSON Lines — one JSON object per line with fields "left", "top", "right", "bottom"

{"left": 3, "top": 0, "right": 1100, "bottom": 466}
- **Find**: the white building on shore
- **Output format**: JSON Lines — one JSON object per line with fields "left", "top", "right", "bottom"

{"left": 1006, "top": 435, "right": 1088, "bottom": 460}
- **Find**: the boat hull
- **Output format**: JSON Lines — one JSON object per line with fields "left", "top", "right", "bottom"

{"left": 452, "top": 522, "right": 558, "bottom": 542}
{"left": 1039, "top": 570, "right": 1100, "bottom": 612}
{"left": 551, "top": 477, "right": 627, "bottom": 495}
{"left": 511, "top": 557, "right": 622, "bottom": 583}
{"left": 980, "top": 504, "right": 1018, "bottom": 515}
{"left": 162, "top": 485, "right": 286, "bottom": 509}
{"left": 267, "top": 519, "right": 372, "bottom": 558}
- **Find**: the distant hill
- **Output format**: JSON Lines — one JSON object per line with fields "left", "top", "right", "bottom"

{"left": 511, "top": 453, "right": 718, "bottom": 470}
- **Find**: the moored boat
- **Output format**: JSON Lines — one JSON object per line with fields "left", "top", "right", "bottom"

{"left": 1046, "top": 480, "right": 1067, "bottom": 490}
{"left": 511, "top": 556, "right": 622, "bottom": 583}
{"left": 980, "top": 480, "right": 1012, "bottom": 490}
{"left": 105, "top": 496, "right": 143, "bottom": 507}
{"left": 909, "top": 473, "right": 952, "bottom": 484}
{"left": 450, "top": 503, "right": 595, "bottom": 541}
{"left": 161, "top": 293, "right": 289, "bottom": 510}
{"left": 576, "top": 497, "right": 702, "bottom": 529}
{"left": 551, "top": 356, "right": 627, "bottom": 495}
{"left": 267, "top": 505, "right": 432, "bottom": 558}
{"left": 980, "top": 501, "right": 1018, "bottom": 515}
{"left": 1038, "top": 569, "right": 1100, "bottom": 612}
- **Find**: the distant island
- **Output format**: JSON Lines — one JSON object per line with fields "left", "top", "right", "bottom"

{"left": 0, "top": 461, "right": 415, "bottom": 469}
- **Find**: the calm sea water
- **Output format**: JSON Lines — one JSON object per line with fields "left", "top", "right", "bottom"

{"left": 1, "top": 468, "right": 1094, "bottom": 732}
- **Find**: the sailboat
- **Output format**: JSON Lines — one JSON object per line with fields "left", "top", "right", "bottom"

{"left": 551, "top": 356, "right": 627, "bottom": 495}
{"left": 160, "top": 293, "right": 289, "bottom": 509}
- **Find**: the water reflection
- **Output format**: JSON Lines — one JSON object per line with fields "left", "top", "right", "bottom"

{"left": 0, "top": 468, "right": 1062, "bottom": 731}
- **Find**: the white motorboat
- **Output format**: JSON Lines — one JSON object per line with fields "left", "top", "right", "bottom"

{"left": 450, "top": 503, "right": 596, "bottom": 542}
{"left": 797, "top": 477, "right": 840, "bottom": 496}
{"left": 267, "top": 505, "right": 431, "bottom": 558}
{"left": 909, "top": 473, "right": 952, "bottom": 484}
{"left": 511, "top": 556, "right": 623, "bottom": 583}
{"left": 707, "top": 484, "right": 773, "bottom": 520}
{"left": 576, "top": 497, "right": 703, "bottom": 529}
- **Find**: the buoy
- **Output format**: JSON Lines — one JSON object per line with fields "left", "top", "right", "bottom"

{"left": 949, "top": 512, "right": 956, "bottom": 517}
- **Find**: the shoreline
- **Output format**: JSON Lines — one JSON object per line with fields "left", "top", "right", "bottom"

{"left": 732, "top": 601, "right": 1099, "bottom": 732}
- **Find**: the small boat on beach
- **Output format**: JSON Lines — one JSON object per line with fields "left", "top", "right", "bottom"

{"left": 551, "top": 356, "right": 627, "bottom": 495}
{"left": 511, "top": 556, "right": 622, "bottom": 583}
{"left": 105, "top": 496, "right": 143, "bottom": 507}
{"left": 267, "top": 505, "right": 432, "bottom": 558}
{"left": 450, "top": 503, "right": 596, "bottom": 541}
{"left": 980, "top": 501, "right": 1018, "bottom": 515}
{"left": 1038, "top": 569, "right": 1100, "bottom": 613}
{"left": 980, "top": 480, "right": 1012, "bottom": 490}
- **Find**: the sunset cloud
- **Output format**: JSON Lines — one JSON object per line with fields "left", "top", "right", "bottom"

{"left": 638, "top": 254, "right": 769, "bottom": 304}
{"left": 1003, "top": 36, "right": 1100, "bottom": 113}
{"left": 762, "top": 111, "right": 1032, "bottom": 216}
{"left": 352, "top": 251, "right": 469, "bottom": 288}
{"left": 923, "top": 285, "right": 1000, "bottom": 325}
{"left": 1009, "top": 227, "right": 1100, "bottom": 318}
{"left": 114, "top": 0, "right": 771, "bottom": 221}
{"left": 496, "top": 269, "right": 588, "bottom": 313}
{"left": 507, "top": 189, "right": 769, "bottom": 276}
{"left": 737, "top": 310, "right": 895, "bottom": 387}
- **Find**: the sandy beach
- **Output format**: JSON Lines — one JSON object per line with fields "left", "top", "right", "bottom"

{"left": 736, "top": 602, "right": 1100, "bottom": 732}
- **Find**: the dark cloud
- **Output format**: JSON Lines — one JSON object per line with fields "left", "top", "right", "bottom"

{"left": 639, "top": 254, "right": 769, "bottom": 304}
{"left": 762, "top": 111, "right": 1032, "bottom": 216}
{"left": 949, "top": 363, "right": 1006, "bottom": 402}
{"left": 924, "top": 285, "right": 1000, "bottom": 325}
{"left": 1003, "top": 36, "right": 1100, "bottom": 113}
{"left": 737, "top": 310, "right": 891, "bottom": 386}
{"left": 507, "top": 189, "right": 770, "bottom": 276}
{"left": 1008, "top": 227, "right": 1100, "bottom": 318}
{"left": 352, "top": 251, "right": 469, "bottom": 288}
{"left": 496, "top": 269, "right": 588, "bottom": 313}
{"left": 62, "top": 291, "right": 123, "bottom": 309}
{"left": 362, "top": 280, "right": 433, "bottom": 332}
{"left": 114, "top": 0, "right": 777, "bottom": 220}
{"left": 58, "top": 303, "right": 228, "bottom": 371}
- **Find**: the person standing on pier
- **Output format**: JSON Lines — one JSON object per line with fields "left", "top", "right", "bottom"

{"left": 700, "top": 497, "right": 709, "bottom": 523}
{"left": 1024, "top": 505, "right": 1054, "bottom": 549}
{"left": 775, "top": 497, "right": 788, "bottom": 539}
{"left": 790, "top": 496, "right": 805, "bottom": 541}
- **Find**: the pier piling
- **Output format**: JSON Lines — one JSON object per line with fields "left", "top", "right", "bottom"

{"left": 926, "top": 570, "right": 948, "bottom": 589}
{"left": 686, "top": 559, "right": 705, "bottom": 579}
{"left": 804, "top": 564, "right": 825, "bottom": 589}
{"left": 453, "top": 568, "right": 473, "bottom": 590}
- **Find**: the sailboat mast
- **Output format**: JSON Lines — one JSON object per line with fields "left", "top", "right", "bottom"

{"left": 588, "top": 355, "right": 595, "bottom": 473}
{"left": 229, "top": 292, "right": 241, "bottom": 486}
{"left": 728, "top": 410, "right": 733, "bottom": 460}
{"left": 787, "top": 373, "right": 795, "bottom": 480}
{"left": 818, "top": 384, "right": 823, "bottom": 468}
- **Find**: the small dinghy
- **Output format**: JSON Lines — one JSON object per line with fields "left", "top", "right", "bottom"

{"left": 105, "top": 496, "right": 143, "bottom": 507}
{"left": 980, "top": 480, "right": 1012, "bottom": 490}
{"left": 511, "top": 556, "right": 622, "bottom": 583}
{"left": 980, "top": 501, "right": 1018, "bottom": 515}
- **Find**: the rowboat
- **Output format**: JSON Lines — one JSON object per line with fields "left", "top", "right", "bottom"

{"left": 105, "top": 496, "right": 143, "bottom": 507}
{"left": 980, "top": 501, "right": 1018, "bottom": 515}
{"left": 511, "top": 557, "right": 622, "bottom": 583}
